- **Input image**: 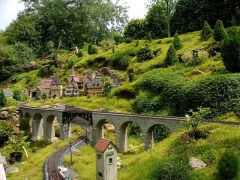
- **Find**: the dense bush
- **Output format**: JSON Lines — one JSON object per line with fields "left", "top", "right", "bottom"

{"left": 113, "top": 33, "right": 123, "bottom": 45}
{"left": 179, "top": 74, "right": 240, "bottom": 117}
{"left": 124, "top": 19, "right": 146, "bottom": 40}
{"left": 87, "top": 44, "right": 98, "bottom": 55}
{"left": 0, "top": 91, "right": 7, "bottom": 107}
{"left": 135, "top": 69, "right": 240, "bottom": 117}
{"left": 173, "top": 33, "right": 183, "bottom": 50}
{"left": 77, "top": 50, "right": 83, "bottom": 57}
{"left": 218, "top": 150, "right": 239, "bottom": 180}
{"left": 214, "top": 20, "right": 227, "bottom": 41}
{"left": 123, "top": 37, "right": 133, "bottom": 44}
{"left": 133, "top": 92, "right": 162, "bottom": 114}
{"left": 221, "top": 28, "right": 240, "bottom": 72}
{"left": 0, "top": 121, "right": 12, "bottom": 147}
{"left": 201, "top": 21, "right": 212, "bottom": 41}
{"left": 37, "top": 65, "right": 50, "bottom": 77}
{"left": 13, "top": 90, "right": 22, "bottom": 101}
{"left": 137, "top": 44, "right": 153, "bottom": 62}
{"left": 164, "top": 44, "right": 178, "bottom": 67}
{"left": 153, "top": 125, "right": 171, "bottom": 142}
{"left": 108, "top": 50, "right": 131, "bottom": 70}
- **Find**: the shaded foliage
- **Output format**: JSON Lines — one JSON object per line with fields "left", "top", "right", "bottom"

{"left": 221, "top": 27, "right": 240, "bottom": 72}
{"left": 214, "top": 20, "right": 228, "bottom": 41}
{"left": 201, "top": 21, "right": 212, "bottom": 41}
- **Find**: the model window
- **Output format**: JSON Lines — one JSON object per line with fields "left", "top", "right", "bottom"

{"left": 109, "top": 158, "right": 113, "bottom": 164}
{"left": 98, "top": 172, "right": 102, "bottom": 177}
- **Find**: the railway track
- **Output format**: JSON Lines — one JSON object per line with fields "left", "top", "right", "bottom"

{"left": 44, "top": 123, "right": 92, "bottom": 180}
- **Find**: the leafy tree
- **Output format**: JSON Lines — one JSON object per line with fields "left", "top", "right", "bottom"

{"left": 13, "top": 90, "right": 22, "bottom": 101}
{"left": 164, "top": 44, "right": 178, "bottom": 67}
{"left": 173, "top": 33, "right": 182, "bottom": 50}
{"left": 221, "top": 28, "right": 240, "bottom": 72}
{"left": 214, "top": 19, "right": 228, "bottom": 41}
{"left": 171, "top": 0, "right": 240, "bottom": 34}
{"left": 0, "top": 91, "right": 7, "bottom": 107}
{"left": 6, "top": 131, "right": 30, "bottom": 152}
{"left": 184, "top": 107, "right": 211, "bottom": 139}
{"left": 17, "top": 0, "right": 128, "bottom": 52}
{"left": 103, "top": 77, "right": 115, "bottom": 94}
{"left": 201, "top": 21, "right": 212, "bottom": 41}
{"left": 147, "top": 0, "right": 177, "bottom": 38}
{"left": 124, "top": 19, "right": 147, "bottom": 39}
{"left": 113, "top": 33, "right": 123, "bottom": 45}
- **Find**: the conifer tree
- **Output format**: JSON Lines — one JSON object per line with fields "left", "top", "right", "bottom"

{"left": 221, "top": 28, "right": 240, "bottom": 72}
{"left": 164, "top": 44, "right": 178, "bottom": 67}
{"left": 201, "top": 21, "right": 212, "bottom": 41}
{"left": 214, "top": 20, "right": 228, "bottom": 41}
{"left": 173, "top": 33, "right": 183, "bottom": 50}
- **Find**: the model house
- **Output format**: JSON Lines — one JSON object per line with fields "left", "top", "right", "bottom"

{"left": 95, "top": 138, "right": 118, "bottom": 180}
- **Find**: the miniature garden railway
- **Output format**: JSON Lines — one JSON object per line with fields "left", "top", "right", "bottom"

{"left": 44, "top": 124, "right": 92, "bottom": 180}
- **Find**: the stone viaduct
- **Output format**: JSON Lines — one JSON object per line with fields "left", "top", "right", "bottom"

{"left": 18, "top": 105, "right": 185, "bottom": 152}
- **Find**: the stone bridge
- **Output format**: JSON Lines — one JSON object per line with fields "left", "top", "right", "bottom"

{"left": 18, "top": 105, "right": 185, "bottom": 152}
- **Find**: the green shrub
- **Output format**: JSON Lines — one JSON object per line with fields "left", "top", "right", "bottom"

{"left": 179, "top": 74, "right": 240, "bottom": 117}
{"left": 151, "top": 156, "right": 192, "bottom": 180}
{"left": 133, "top": 92, "right": 162, "bottom": 114}
{"left": 37, "top": 65, "right": 50, "bottom": 77}
{"left": 129, "top": 122, "right": 141, "bottom": 138}
{"left": 77, "top": 50, "right": 83, "bottom": 57}
{"left": 108, "top": 50, "right": 131, "bottom": 70}
{"left": 55, "top": 126, "right": 60, "bottom": 137}
{"left": 153, "top": 124, "right": 171, "bottom": 142}
{"left": 201, "top": 21, "right": 212, "bottom": 41}
{"left": 218, "top": 150, "right": 239, "bottom": 180}
{"left": 137, "top": 44, "right": 153, "bottom": 62}
{"left": 124, "top": 37, "right": 133, "bottom": 43}
{"left": 0, "top": 91, "right": 7, "bottom": 107}
{"left": 87, "top": 44, "right": 98, "bottom": 55}
{"left": 221, "top": 27, "right": 240, "bottom": 72}
{"left": 164, "top": 44, "right": 178, "bottom": 67}
{"left": 13, "top": 90, "right": 22, "bottom": 101}
{"left": 214, "top": 19, "right": 228, "bottom": 41}
{"left": 113, "top": 33, "right": 123, "bottom": 45}
{"left": 19, "top": 120, "right": 30, "bottom": 132}
{"left": 173, "top": 33, "right": 183, "bottom": 50}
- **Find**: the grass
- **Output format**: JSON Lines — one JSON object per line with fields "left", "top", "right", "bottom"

{"left": 2, "top": 125, "right": 85, "bottom": 180}
{"left": 63, "top": 124, "right": 240, "bottom": 180}
{"left": 28, "top": 95, "right": 134, "bottom": 113}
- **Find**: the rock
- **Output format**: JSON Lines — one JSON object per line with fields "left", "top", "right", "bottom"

{"left": 192, "top": 70, "right": 205, "bottom": 75}
{"left": 41, "top": 105, "right": 52, "bottom": 109}
{"left": 104, "top": 124, "right": 115, "bottom": 132}
{"left": 117, "top": 156, "right": 122, "bottom": 169}
{"left": 0, "top": 108, "right": 9, "bottom": 112}
{"left": 6, "top": 167, "right": 19, "bottom": 173}
{"left": 189, "top": 156, "right": 206, "bottom": 169}
{"left": 0, "top": 111, "right": 9, "bottom": 119}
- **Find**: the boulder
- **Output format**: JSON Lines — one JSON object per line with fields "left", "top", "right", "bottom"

{"left": 192, "top": 70, "right": 205, "bottom": 75}
{"left": 189, "top": 156, "right": 206, "bottom": 169}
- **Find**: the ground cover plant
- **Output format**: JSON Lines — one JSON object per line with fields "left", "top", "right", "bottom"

{"left": 0, "top": 125, "right": 85, "bottom": 180}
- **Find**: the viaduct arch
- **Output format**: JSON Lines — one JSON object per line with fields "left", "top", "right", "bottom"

{"left": 18, "top": 106, "right": 185, "bottom": 152}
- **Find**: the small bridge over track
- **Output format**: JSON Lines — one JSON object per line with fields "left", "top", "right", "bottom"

{"left": 18, "top": 105, "right": 185, "bottom": 152}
